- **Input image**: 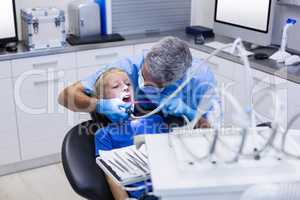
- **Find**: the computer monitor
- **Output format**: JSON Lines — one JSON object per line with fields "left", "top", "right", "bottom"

{"left": 0, "top": 0, "right": 18, "bottom": 47}
{"left": 214, "top": 0, "right": 275, "bottom": 46}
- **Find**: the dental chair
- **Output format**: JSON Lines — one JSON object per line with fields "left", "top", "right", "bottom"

{"left": 61, "top": 109, "right": 184, "bottom": 200}
{"left": 61, "top": 119, "right": 115, "bottom": 200}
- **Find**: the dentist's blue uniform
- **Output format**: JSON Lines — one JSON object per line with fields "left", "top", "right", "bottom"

{"left": 81, "top": 54, "right": 217, "bottom": 117}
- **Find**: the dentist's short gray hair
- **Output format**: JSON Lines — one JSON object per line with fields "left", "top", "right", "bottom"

{"left": 145, "top": 36, "right": 192, "bottom": 85}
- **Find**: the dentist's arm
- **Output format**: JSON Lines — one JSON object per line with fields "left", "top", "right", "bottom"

{"left": 58, "top": 81, "right": 97, "bottom": 112}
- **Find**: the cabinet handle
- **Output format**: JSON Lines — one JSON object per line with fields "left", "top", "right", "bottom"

{"left": 33, "top": 61, "right": 58, "bottom": 69}
{"left": 95, "top": 53, "right": 119, "bottom": 60}
{"left": 196, "top": 57, "right": 219, "bottom": 70}
{"left": 34, "top": 77, "right": 61, "bottom": 85}
{"left": 208, "top": 61, "right": 219, "bottom": 70}
{"left": 142, "top": 49, "right": 149, "bottom": 53}
{"left": 253, "top": 77, "right": 275, "bottom": 87}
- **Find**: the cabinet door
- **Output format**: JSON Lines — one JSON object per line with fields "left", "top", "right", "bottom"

{"left": 190, "top": 48, "right": 236, "bottom": 79}
{"left": 214, "top": 74, "right": 236, "bottom": 126}
{"left": 288, "top": 106, "right": 300, "bottom": 129}
{"left": 0, "top": 78, "right": 20, "bottom": 165}
{"left": 0, "top": 61, "right": 12, "bottom": 79}
{"left": 234, "top": 68, "right": 288, "bottom": 128}
{"left": 288, "top": 81, "right": 300, "bottom": 129}
{"left": 187, "top": 48, "right": 237, "bottom": 126}
{"left": 76, "top": 46, "right": 134, "bottom": 68}
{"left": 14, "top": 69, "right": 78, "bottom": 160}
{"left": 11, "top": 53, "right": 76, "bottom": 77}
{"left": 288, "top": 81, "right": 300, "bottom": 107}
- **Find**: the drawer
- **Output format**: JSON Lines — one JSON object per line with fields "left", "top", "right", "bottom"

{"left": 288, "top": 106, "right": 300, "bottom": 129}
{"left": 12, "top": 53, "right": 76, "bottom": 77}
{"left": 252, "top": 71, "right": 288, "bottom": 124}
{"left": 134, "top": 42, "right": 157, "bottom": 56}
{"left": 78, "top": 65, "right": 102, "bottom": 80}
{"left": 76, "top": 45, "right": 134, "bottom": 68}
{"left": 190, "top": 48, "right": 236, "bottom": 79}
{"left": 0, "top": 60, "right": 12, "bottom": 79}
{"left": 214, "top": 74, "right": 235, "bottom": 126}
{"left": 288, "top": 81, "right": 300, "bottom": 107}
{"left": 14, "top": 69, "right": 78, "bottom": 160}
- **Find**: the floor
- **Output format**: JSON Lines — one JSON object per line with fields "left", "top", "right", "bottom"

{"left": 0, "top": 163, "right": 84, "bottom": 200}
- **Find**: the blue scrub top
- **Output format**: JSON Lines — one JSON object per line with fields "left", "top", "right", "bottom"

{"left": 81, "top": 54, "right": 217, "bottom": 118}
{"left": 95, "top": 115, "right": 169, "bottom": 199}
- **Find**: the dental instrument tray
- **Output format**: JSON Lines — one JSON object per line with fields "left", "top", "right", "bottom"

{"left": 170, "top": 127, "right": 300, "bottom": 172}
{"left": 96, "top": 145, "right": 150, "bottom": 186}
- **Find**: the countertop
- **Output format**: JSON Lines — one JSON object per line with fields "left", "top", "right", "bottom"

{"left": 0, "top": 30, "right": 299, "bottom": 84}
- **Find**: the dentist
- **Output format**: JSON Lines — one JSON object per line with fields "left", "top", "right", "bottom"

{"left": 58, "top": 36, "right": 217, "bottom": 127}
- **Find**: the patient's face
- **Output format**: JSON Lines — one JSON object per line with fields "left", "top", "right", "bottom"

{"left": 102, "top": 71, "right": 134, "bottom": 103}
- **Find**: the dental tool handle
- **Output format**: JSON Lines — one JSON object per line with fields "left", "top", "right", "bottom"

{"left": 280, "top": 18, "right": 297, "bottom": 52}
{"left": 209, "top": 130, "right": 219, "bottom": 156}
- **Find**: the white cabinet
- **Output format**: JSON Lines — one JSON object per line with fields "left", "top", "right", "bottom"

{"left": 288, "top": 81, "right": 300, "bottom": 107}
{"left": 0, "top": 78, "right": 20, "bottom": 165}
{"left": 188, "top": 48, "right": 237, "bottom": 125}
{"left": 0, "top": 41, "right": 298, "bottom": 171}
{"left": 77, "top": 46, "right": 134, "bottom": 68}
{"left": 288, "top": 106, "right": 300, "bottom": 129}
{"left": 14, "top": 69, "right": 77, "bottom": 160}
{"left": 214, "top": 74, "right": 236, "bottom": 126}
{"left": 190, "top": 47, "right": 290, "bottom": 128}
{"left": 253, "top": 72, "right": 288, "bottom": 128}
{"left": 233, "top": 64, "right": 288, "bottom": 128}
{"left": 288, "top": 81, "right": 300, "bottom": 129}
{"left": 11, "top": 53, "right": 76, "bottom": 77}
{"left": 0, "top": 60, "right": 12, "bottom": 79}
{"left": 190, "top": 48, "right": 236, "bottom": 78}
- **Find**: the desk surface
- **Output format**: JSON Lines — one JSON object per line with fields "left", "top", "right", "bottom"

{"left": 145, "top": 130, "right": 300, "bottom": 198}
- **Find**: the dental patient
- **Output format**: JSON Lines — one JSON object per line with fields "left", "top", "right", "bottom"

{"left": 93, "top": 68, "right": 167, "bottom": 200}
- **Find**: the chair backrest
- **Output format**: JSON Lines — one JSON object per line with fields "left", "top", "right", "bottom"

{"left": 61, "top": 120, "right": 115, "bottom": 200}
{"left": 240, "top": 184, "right": 300, "bottom": 200}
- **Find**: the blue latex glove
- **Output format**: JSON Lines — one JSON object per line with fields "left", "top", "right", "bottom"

{"left": 96, "top": 98, "right": 132, "bottom": 122}
{"left": 162, "top": 98, "right": 196, "bottom": 121}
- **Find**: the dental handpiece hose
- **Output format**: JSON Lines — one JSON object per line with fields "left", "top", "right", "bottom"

{"left": 130, "top": 43, "right": 233, "bottom": 121}
{"left": 130, "top": 37, "right": 258, "bottom": 159}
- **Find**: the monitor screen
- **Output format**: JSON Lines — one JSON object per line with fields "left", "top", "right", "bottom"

{"left": 0, "top": 0, "right": 17, "bottom": 41}
{"left": 215, "top": 0, "right": 272, "bottom": 33}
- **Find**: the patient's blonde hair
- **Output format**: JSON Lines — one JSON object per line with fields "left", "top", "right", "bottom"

{"left": 94, "top": 68, "right": 127, "bottom": 99}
